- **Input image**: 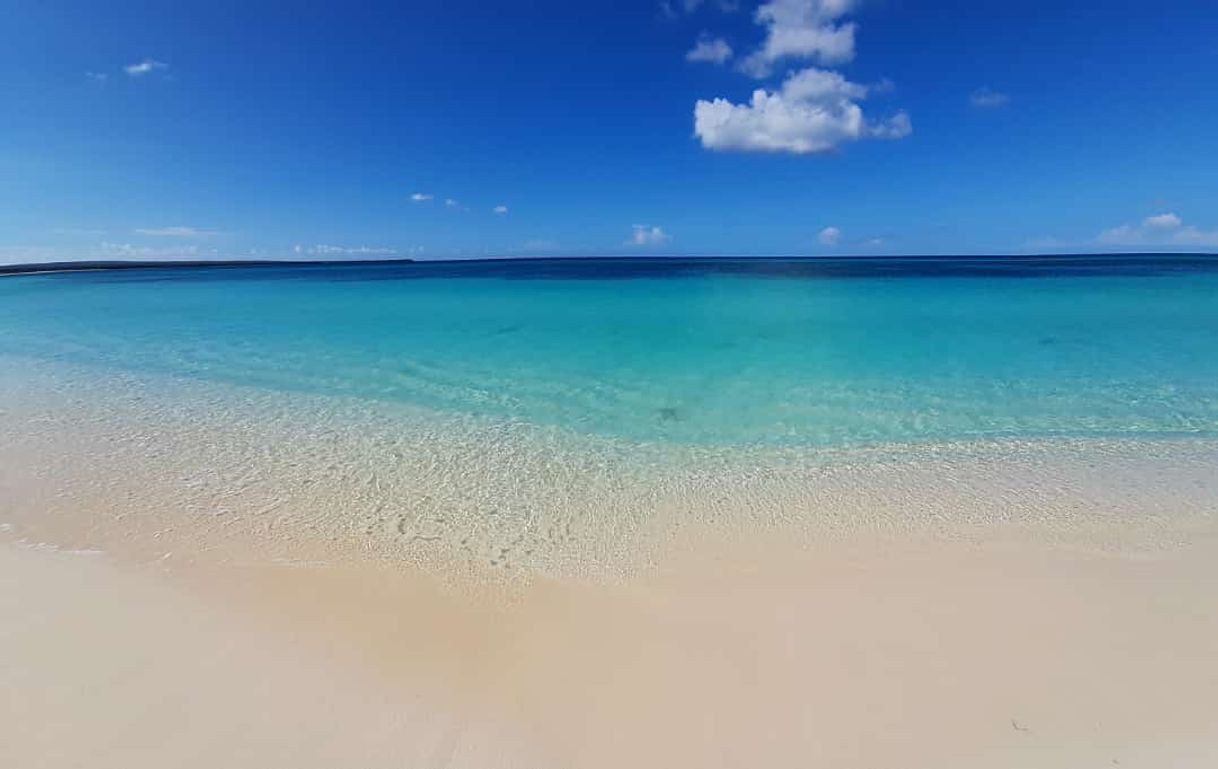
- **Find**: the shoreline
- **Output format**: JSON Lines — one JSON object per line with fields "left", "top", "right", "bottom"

{"left": 3, "top": 252, "right": 1218, "bottom": 278}
{"left": 3, "top": 355, "right": 1217, "bottom": 582}
{"left": 3, "top": 356, "right": 1218, "bottom": 766}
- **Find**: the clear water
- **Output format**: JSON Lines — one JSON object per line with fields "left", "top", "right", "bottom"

{"left": 2, "top": 256, "right": 1217, "bottom": 447}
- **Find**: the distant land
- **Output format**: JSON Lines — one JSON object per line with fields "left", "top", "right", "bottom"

{"left": 0, "top": 258, "right": 422, "bottom": 276}
{"left": 3, "top": 253, "right": 1218, "bottom": 279}
{"left": 4, "top": 253, "right": 1218, "bottom": 283}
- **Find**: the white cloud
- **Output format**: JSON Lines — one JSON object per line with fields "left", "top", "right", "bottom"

{"left": 124, "top": 59, "right": 168, "bottom": 77}
{"left": 694, "top": 66, "right": 910, "bottom": 154}
{"left": 869, "top": 77, "right": 895, "bottom": 94}
{"left": 493, "top": 205, "right": 509, "bottom": 215}
{"left": 2, "top": 243, "right": 209, "bottom": 265}
{"left": 817, "top": 226, "right": 842, "bottom": 246}
{"left": 410, "top": 193, "right": 433, "bottom": 202}
{"left": 293, "top": 244, "right": 399, "bottom": 257}
{"left": 663, "top": 0, "right": 704, "bottom": 15}
{"left": 445, "top": 198, "right": 461, "bottom": 208}
{"left": 780, "top": 66, "right": 865, "bottom": 101}
{"left": 866, "top": 111, "right": 912, "bottom": 139}
{"left": 1098, "top": 213, "right": 1218, "bottom": 248}
{"left": 85, "top": 71, "right": 108, "bottom": 82}
{"left": 519, "top": 238, "right": 560, "bottom": 252}
{"left": 662, "top": 0, "right": 739, "bottom": 17}
{"left": 1023, "top": 236, "right": 1068, "bottom": 251}
{"left": 970, "top": 87, "right": 1010, "bottom": 108}
{"left": 135, "top": 226, "right": 217, "bottom": 238}
{"left": 692, "top": 1, "right": 908, "bottom": 155}
{"left": 738, "top": 0, "right": 857, "bottom": 78}
{"left": 94, "top": 242, "right": 213, "bottom": 259}
{"left": 686, "top": 37, "right": 733, "bottom": 64}
{"left": 628, "top": 225, "right": 672, "bottom": 246}
{"left": 1145, "top": 212, "right": 1182, "bottom": 230}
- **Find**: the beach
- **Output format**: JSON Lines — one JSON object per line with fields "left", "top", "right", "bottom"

{"left": 9, "top": 0, "right": 1218, "bottom": 762}
{"left": 5, "top": 510, "right": 1218, "bottom": 768}
{"left": 3, "top": 353, "right": 1218, "bottom": 767}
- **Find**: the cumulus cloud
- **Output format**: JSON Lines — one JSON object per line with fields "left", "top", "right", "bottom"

{"left": 124, "top": 59, "right": 168, "bottom": 77}
{"left": 410, "top": 193, "right": 433, "bottom": 202}
{"left": 135, "top": 226, "right": 217, "bottom": 238}
{"left": 694, "top": 67, "right": 910, "bottom": 154}
{"left": 692, "top": 1, "right": 908, "bottom": 154}
{"left": 1097, "top": 213, "right": 1218, "bottom": 248}
{"left": 817, "top": 226, "right": 842, "bottom": 246}
{"left": 686, "top": 37, "right": 733, "bottom": 64}
{"left": 628, "top": 225, "right": 672, "bottom": 246}
{"left": 970, "top": 87, "right": 1010, "bottom": 108}
{"left": 738, "top": 0, "right": 857, "bottom": 78}
{"left": 493, "top": 205, "right": 509, "bottom": 215}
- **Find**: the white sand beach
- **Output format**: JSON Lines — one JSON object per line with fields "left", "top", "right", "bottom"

{"left": 3, "top": 360, "right": 1218, "bottom": 767}
{"left": 7, "top": 0, "right": 1218, "bottom": 763}
{"left": 4, "top": 523, "right": 1218, "bottom": 769}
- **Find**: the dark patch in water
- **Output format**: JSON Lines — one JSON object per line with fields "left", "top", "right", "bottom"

{"left": 658, "top": 406, "right": 682, "bottom": 423}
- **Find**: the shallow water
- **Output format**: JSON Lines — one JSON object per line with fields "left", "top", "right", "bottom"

{"left": 3, "top": 256, "right": 1218, "bottom": 447}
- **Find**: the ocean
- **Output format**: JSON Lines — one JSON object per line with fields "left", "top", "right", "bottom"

{"left": 3, "top": 255, "right": 1217, "bottom": 448}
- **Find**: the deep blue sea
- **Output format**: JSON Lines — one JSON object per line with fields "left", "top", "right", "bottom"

{"left": 3, "top": 256, "right": 1217, "bottom": 447}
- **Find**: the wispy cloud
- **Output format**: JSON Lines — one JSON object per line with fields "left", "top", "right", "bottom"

{"left": 293, "top": 244, "right": 400, "bottom": 256}
{"left": 445, "top": 198, "right": 461, "bottom": 208}
{"left": 1023, "top": 236, "right": 1067, "bottom": 251}
{"left": 95, "top": 242, "right": 214, "bottom": 259}
{"left": 817, "top": 226, "right": 842, "bottom": 246}
{"left": 970, "top": 86, "right": 1010, "bottom": 108}
{"left": 124, "top": 59, "right": 168, "bottom": 77}
{"left": 493, "top": 205, "right": 509, "bottom": 215}
{"left": 410, "top": 192, "right": 433, "bottom": 202}
{"left": 85, "top": 71, "right": 108, "bottom": 83}
{"left": 1097, "top": 212, "right": 1218, "bottom": 248}
{"left": 0, "top": 246, "right": 62, "bottom": 265}
{"left": 135, "top": 226, "right": 217, "bottom": 238}
{"left": 686, "top": 37, "right": 733, "bottom": 64}
{"left": 1144, "top": 212, "right": 1182, "bottom": 229}
{"left": 662, "top": 0, "right": 739, "bottom": 18}
{"left": 519, "top": 238, "right": 560, "bottom": 252}
{"left": 628, "top": 225, "right": 672, "bottom": 246}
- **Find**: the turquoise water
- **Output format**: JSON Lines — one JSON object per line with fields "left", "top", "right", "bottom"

{"left": 2, "top": 257, "right": 1217, "bottom": 447}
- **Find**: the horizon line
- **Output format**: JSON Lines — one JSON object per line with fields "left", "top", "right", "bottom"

{"left": 4, "top": 252, "right": 1218, "bottom": 277}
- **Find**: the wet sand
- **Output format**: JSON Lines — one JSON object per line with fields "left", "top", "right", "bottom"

{"left": 3, "top": 358, "right": 1218, "bottom": 767}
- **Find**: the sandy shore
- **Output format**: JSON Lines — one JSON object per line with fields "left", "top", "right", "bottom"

{"left": 5, "top": 526, "right": 1218, "bottom": 769}
{"left": 3, "top": 358, "right": 1218, "bottom": 766}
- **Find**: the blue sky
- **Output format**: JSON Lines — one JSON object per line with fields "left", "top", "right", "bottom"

{"left": 2, "top": 0, "right": 1216, "bottom": 262}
